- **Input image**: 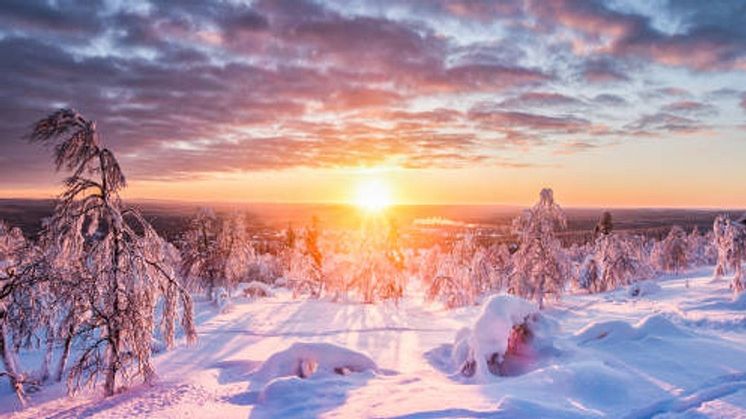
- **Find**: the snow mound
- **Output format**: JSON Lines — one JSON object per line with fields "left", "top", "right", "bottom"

{"left": 251, "top": 342, "right": 378, "bottom": 387}
{"left": 627, "top": 280, "right": 661, "bottom": 298}
{"left": 451, "top": 295, "right": 553, "bottom": 380}
{"left": 576, "top": 314, "right": 688, "bottom": 344}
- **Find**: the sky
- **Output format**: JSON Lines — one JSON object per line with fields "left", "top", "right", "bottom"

{"left": 0, "top": 0, "right": 745, "bottom": 207}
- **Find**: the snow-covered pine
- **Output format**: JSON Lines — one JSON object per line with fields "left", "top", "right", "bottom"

{"left": 508, "top": 188, "right": 570, "bottom": 309}
{"left": 28, "top": 109, "right": 196, "bottom": 397}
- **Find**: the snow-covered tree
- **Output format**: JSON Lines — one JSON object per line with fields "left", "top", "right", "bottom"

{"left": 577, "top": 254, "right": 602, "bottom": 292}
{"left": 713, "top": 215, "right": 746, "bottom": 292}
{"left": 725, "top": 219, "right": 746, "bottom": 293}
{"left": 713, "top": 215, "right": 732, "bottom": 278}
{"left": 29, "top": 109, "right": 196, "bottom": 396}
{"left": 594, "top": 211, "right": 613, "bottom": 238}
{"left": 337, "top": 217, "right": 406, "bottom": 304}
{"left": 508, "top": 188, "right": 570, "bottom": 308}
{"left": 596, "top": 233, "right": 653, "bottom": 291}
{"left": 686, "top": 227, "right": 708, "bottom": 268}
{"left": 180, "top": 209, "right": 255, "bottom": 299}
{"left": 651, "top": 226, "right": 689, "bottom": 274}
{"left": 0, "top": 222, "right": 54, "bottom": 404}
{"left": 287, "top": 217, "right": 324, "bottom": 298}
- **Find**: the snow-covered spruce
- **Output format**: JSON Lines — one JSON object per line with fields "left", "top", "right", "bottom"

{"left": 451, "top": 295, "right": 553, "bottom": 380}
{"left": 251, "top": 342, "right": 378, "bottom": 388}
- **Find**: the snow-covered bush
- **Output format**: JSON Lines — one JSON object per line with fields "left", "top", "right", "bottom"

{"left": 508, "top": 188, "right": 570, "bottom": 308}
{"left": 28, "top": 109, "right": 196, "bottom": 397}
{"left": 424, "top": 233, "right": 513, "bottom": 309}
{"left": 451, "top": 295, "right": 547, "bottom": 380}
{"left": 627, "top": 280, "right": 661, "bottom": 298}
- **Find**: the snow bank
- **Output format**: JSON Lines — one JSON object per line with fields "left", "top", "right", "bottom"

{"left": 451, "top": 295, "right": 547, "bottom": 380}
{"left": 251, "top": 342, "right": 378, "bottom": 387}
{"left": 576, "top": 313, "right": 688, "bottom": 344}
{"left": 627, "top": 280, "right": 661, "bottom": 298}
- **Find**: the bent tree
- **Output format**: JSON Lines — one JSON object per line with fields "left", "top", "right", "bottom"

{"left": 29, "top": 109, "right": 196, "bottom": 396}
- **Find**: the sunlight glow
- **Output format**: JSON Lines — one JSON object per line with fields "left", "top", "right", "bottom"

{"left": 354, "top": 178, "right": 392, "bottom": 212}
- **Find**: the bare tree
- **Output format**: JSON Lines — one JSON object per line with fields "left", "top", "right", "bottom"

{"left": 29, "top": 109, "right": 196, "bottom": 397}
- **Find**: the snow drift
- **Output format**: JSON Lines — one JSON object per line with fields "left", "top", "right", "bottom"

{"left": 576, "top": 313, "right": 689, "bottom": 344}
{"left": 250, "top": 342, "right": 378, "bottom": 387}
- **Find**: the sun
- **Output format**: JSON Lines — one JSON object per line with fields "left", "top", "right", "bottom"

{"left": 354, "top": 178, "right": 392, "bottom": 212}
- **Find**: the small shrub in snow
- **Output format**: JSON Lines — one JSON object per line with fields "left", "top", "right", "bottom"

{"left": 626, "top": 281, "right": 661, "bottom": 298}
{"left": 451, "top": 295, "right": 546, "bottom": 380}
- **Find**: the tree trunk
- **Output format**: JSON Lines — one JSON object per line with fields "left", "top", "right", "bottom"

{"left": 0, "top": 323, "right": 25, "bottom": 405}
{"left": 56, "top": 326, "right": 73, "bottom": 382}
{"left": 104, "top": 334, "right": 120, "bottom": 397}
{"left": 40, "top": 330, "right": 54, "bottom": 382}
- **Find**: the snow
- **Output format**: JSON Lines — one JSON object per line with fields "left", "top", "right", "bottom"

{"left": 250, "top": 342, "right": 378, "bottom": 387}
{"left": 450, "top": 295, "right": 540, "bottom": 380}
{"left": 3, "top": 267, "right": 746, "bottom": 417}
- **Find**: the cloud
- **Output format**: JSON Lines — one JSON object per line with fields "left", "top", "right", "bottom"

{"left": 660, "top": 100, "right": 718, "bottom": 116}
{"left": 0, "top": 0, "right": 742, "bottom": 187}
{"left": 527, "top": 0, "right": 746, "bottom": 71}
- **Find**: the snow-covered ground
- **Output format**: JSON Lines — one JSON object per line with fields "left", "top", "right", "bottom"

{"left": 3, "top": 267, "right": 746, "bottom": 418}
